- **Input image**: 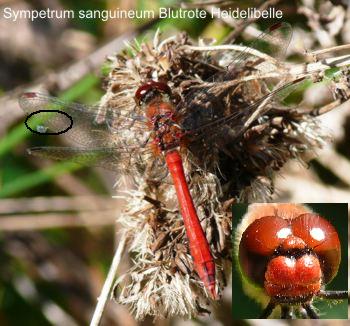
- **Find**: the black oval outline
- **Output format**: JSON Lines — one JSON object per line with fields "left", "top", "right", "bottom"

{"left": 25, "top": 110, "right": 73, "bottom": 135}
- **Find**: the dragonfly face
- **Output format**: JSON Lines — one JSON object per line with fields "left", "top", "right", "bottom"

{"left": 234, "top": 203, "right": 348, "bottom": 319}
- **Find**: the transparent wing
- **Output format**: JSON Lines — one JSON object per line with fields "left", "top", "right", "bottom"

{"left": 20, "top": 92, "right": 162, "bottom": 175}
{"left": 226, "top": 22, "right": 292, "bottom": 75}
{"left": 28, "top": 147, "right": 122, "bottom": 171}
{"left": 19, "top": 92, "right": 148, "bottom": 148}
{"left": 197, "top": 22, "right": 293, "bottom": 86}
{"left": 27, "top": 146, "right": 165, "bottom": 176}
{"left": 182, "top": 76, "right": 308, "bottom": 142}
{"left": 176, "top": 22, "right": 293, "bottom": 120}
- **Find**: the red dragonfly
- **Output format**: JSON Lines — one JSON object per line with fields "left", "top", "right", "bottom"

{"left": 20, "top": 23, "right": 304, "bottom": 299}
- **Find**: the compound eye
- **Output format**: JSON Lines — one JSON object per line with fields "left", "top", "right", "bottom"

{"left": 239, "top": 216, "right": 290, "bottom": 286}
{"left": 291, "top": 213, "right": 341, "bottom": 284}
{"left": 135, "top": 81, "right": 171, "bottom": 105}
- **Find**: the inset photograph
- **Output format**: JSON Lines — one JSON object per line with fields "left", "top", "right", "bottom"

{"left": 232, "top": 203, "right": 348, "bottom": 319}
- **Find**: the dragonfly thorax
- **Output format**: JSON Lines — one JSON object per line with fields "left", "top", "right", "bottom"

{"left": 145, "top": 100, "right": 182, "bottom": 152}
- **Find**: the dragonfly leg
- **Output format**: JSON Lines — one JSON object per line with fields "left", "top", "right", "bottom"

{"left": 259, "top": 300, "right": 276, "bottom": 318}
{"left": 302, "top": 303, "right": 319, "bottom": 319}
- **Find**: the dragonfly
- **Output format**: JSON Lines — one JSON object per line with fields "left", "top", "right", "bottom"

{"left": 20, "top": 22, "right": 305, "bottom": 299}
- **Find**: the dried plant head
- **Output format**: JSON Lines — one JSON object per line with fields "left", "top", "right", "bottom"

{"left": 98, "top": 29, "right": 349, "bottom": 320}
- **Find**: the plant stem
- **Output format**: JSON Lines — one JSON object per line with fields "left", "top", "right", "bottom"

{"left": 90, "top": 231, "right": 127, "bottom": 326}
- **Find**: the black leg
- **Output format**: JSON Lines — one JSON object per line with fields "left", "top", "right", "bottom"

{"left": 318, "top": 290, "right": 349, "bottom": 300}
{"left": 259, "top": 300, "right": 276, "bottom": 319}
{"left": 281, "top": 305, "right": 293, "bottom": 319}
{"left": 302, "top": 303, "right": 319, "bottom": 319}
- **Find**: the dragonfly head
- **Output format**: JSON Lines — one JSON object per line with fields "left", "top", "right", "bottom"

{"left": 135, "top": 80, "right": 171, "bottom": 106}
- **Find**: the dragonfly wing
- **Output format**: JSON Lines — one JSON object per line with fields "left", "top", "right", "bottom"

{"left": 20, "top": 93, "right": 162, "bottom": 176}
{"left": 27, "top": 147, "right": 122, "bottom": 171}
{"left": 226, "top": 22, "right": 293, "bottom": 74}
{"left": 184, "top": 76, "right": 308, "bottom": 142}
{"left": 27, "top": 146, "right": 167, "bottom": 179}
{"left": 20, "top": 92, "right": 147, "bottom": 148}
{"left": 176, "top": 23, "right": 293, "bottom": 120}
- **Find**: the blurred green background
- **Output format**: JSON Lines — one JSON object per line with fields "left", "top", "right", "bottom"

{"left": 232, "top": 203, "right": 349, "bottom": 319}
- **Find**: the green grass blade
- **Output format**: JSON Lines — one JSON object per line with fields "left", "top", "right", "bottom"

{"left": 0, "top": 161, "right": 81, "bottom": 198}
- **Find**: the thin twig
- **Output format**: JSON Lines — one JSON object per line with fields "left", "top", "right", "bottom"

{"left": 311, "top": 44, "right": 350, "bottom": 56}
{"left": 0, "top": 212, "right": 116, "bottom": 231}
{"left": 0, "top": 196, "right": 117, "bottom": 214}
{"left": 310, "top": 99, "right": 343, "bottom": 116}
{"left": 289, "top": 54, "right": 350, "bottom": 75}
{"left": 90, "top": 231, "right": 128, "bottom": 326}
